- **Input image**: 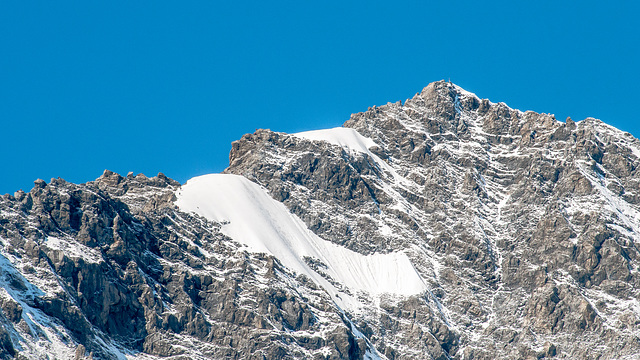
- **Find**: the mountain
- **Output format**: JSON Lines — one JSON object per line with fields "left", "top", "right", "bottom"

{"left": 1, "top": 80, "right": 640, "bottom": 359}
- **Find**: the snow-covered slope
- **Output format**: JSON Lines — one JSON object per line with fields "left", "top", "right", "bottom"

{"left": 175, "top": 173, "right": 426, "bottom": 310}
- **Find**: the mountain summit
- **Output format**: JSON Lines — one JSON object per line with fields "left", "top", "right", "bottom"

{"left": 1, "top": 81, "right": 639, "bottom": 359}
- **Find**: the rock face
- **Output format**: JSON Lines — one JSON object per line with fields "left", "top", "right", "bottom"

{"left": 2, "top": 81, "right": 640, "bottom": 359}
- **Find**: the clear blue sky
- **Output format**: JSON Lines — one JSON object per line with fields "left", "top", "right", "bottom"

{"left": 1, "top": 1, "right": 639, "bottom": 194}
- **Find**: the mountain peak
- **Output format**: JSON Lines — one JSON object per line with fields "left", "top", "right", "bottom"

{"left": 2, "top": 82, "right": 640, "bottom": 359}
{"left": 412, "top": 80, "right": 480, "bottom": 109}
{"left": 343, "top": 82, "right": 564, "bottom": 150}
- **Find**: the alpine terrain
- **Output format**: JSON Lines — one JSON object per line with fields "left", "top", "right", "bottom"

{"left": 1, "top": 80, "right": 640, "bottom": 359}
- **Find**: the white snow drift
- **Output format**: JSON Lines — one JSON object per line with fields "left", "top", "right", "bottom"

{"left": 294, "top": 127, "right": 378, "bottom": 154}
{"left": 175, "top": 173, "right": 426, "bottom": 309}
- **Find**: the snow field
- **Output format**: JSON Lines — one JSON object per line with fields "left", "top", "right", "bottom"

{"left": 175, "top": 174, "right": 426, "bottom": 310}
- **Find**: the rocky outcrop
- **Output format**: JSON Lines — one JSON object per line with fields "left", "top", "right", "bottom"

{"left": 225, "top": 81, "right": 640, "bottom": 359}
{"left": 0, "top": 172, "right": 371, "bottom": 359}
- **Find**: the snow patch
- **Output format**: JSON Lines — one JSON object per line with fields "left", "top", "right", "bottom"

{"left": 294, "top": 127, "right": 378, "bottom": 154}
{"left": 293, "top": 127, "right": 414, "bottom": 189}
{"left": 45, "top": 236, "right": 103, "bottom": 264}
{"left": 175, "top": 174, "right": 426, "bottom": 310}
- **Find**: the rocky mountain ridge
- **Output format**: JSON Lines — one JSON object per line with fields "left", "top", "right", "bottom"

{"left": 1, "top": 81, "right": 639, "bottom": 359}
